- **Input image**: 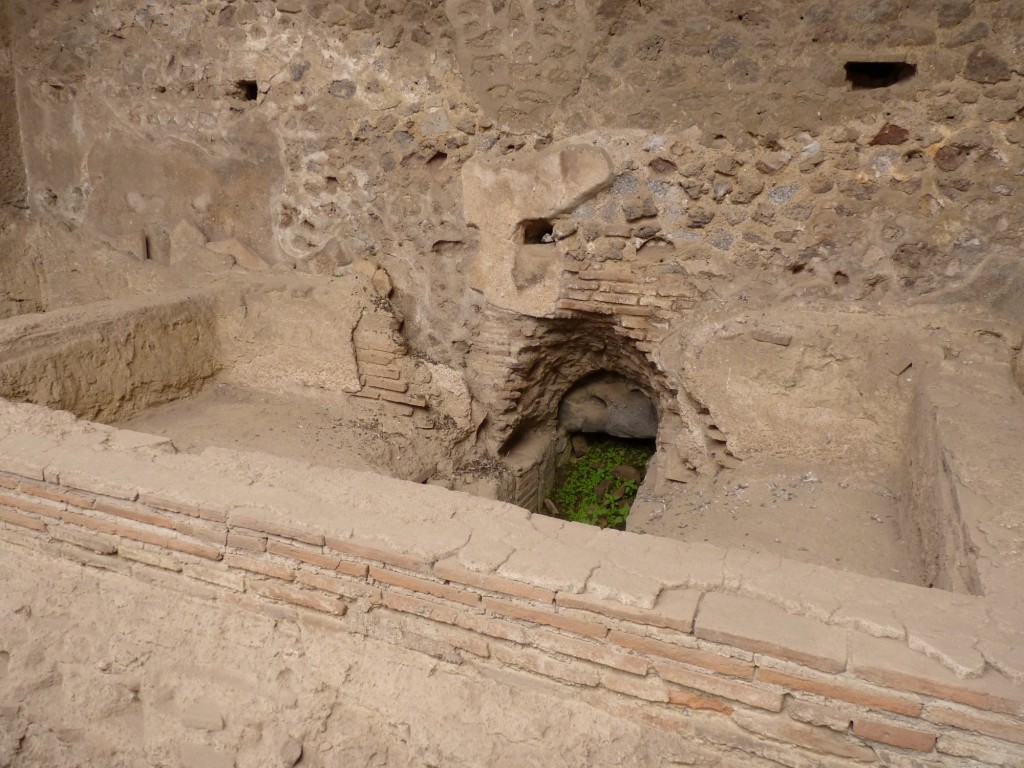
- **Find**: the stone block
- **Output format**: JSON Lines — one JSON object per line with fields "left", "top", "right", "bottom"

{"left": 696, "top": 593, "right": 848, "bottom": 673}
{"left": 851, "top": 716, "right": 936, "bottom": 752}
{"left": 483, "top": 596, "right": 608, "bottom": 639}
{"left": 609, "top": 631, "right": 754, "bottom": 679}
{"left": 850, "top": 633, "right": 1024, "bottom": 716}
{"left": 756, "top": 666, "right": 922, "bottom": 717}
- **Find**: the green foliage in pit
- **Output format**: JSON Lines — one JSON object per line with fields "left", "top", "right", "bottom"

{"left": 547, "top": 436, "right": 654, "bottom": 530}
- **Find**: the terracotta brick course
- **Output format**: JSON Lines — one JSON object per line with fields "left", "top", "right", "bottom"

{"left": 756, "top": 667, "right": 923, "bottom": 717}
{"left": 249, "top": 580, "right": 347, "bottom": 616}
{"left": 93, "top": 497, "right": 176, "bottom": 530}
{"left": 455, "top": 612, "right": 532, "bottom": 645}
{"left": 786, "top": 700, "right": 856, "bottom": 732}
{"left": 852, "top": 717, "right": 936, "bottom": 752}
{"left": 0, "top": 507, "right": 46, "bottom": 532}
{"left": 936, "top": 733, "right": 1024, "bottom": 764}
{"left": 230, "top": 509, "right": 325, "bottom": 546}
{"left": 118, "top": 543, "right": 183, "bottom": 572}
{"left": 326, "top": 536, "right": 430, "bottom": 573}
{"left": 667, "top": 689, "right": 734, "bottom": 715}
{"left": 607, "top": 304, "right": 658, "bottom": 317}
{"left": 60, "top": 507, "right": 119, "bottom": 535}
{"left": 592, "top": 291, "right": 640, "bottom": 306}
{"left": 600, "top": 670, "right": 670, "bottom": 702}
{"left": 360, "top": 364, "right": 401, "bottom": 380}
{"left": 599, "top": 281, "right": 645, "bottom": 294}
{"left": 121, "top": 526, "right": 223, "bottom": 561}
{"left": 923, "top": 703, "right": 1024, "bottom": 746}
{"left": 609, "top": 630, "right": 754, "bottom": 679}
{"left": 17, "top": 480, "right": 94, "bottom": 508}
{"left": 227, "top": 530, "right": 267, "bottom": 552}
{"left": 383, "top": 590, "right": 462, "bottom": 625}
{"left": 435, "top": 559, "right": 556, "bottom": 603}
{"left": 184, "top": 563, "right": 246, "bottom": 591}
{"left": 369, "top": 566, "right": 482, "bottom": 607}
{"left": 175, "top": 520, "right": 228, "bottom": 546}
{"left": 47, "top": 524, "right": 118, "bottom": 555}
{"left": 0, "top": 473, "right": 18, "bottom": 490}
{"left": 850, "top": 633, "right": 1024, "bottom": 716}
{"left": 225, "top": 552, "right": 295, "bottom": 581}
{"left": 353, "top": 348, "right": 395, "bottom": 366}
{"left": 531, "top": 628, "right": 649, "bottom": 675}
{"left": 483, "top": 597, "right": 608, "bottom": 639}
{"left": 0, "top": 489, "right": 64, "bottom": 519}
{"left": 377, "top": 390, "right": 427, "bottom": 409}
{"left": 266, "top": 539, "right": 342, "bottom": 570}
{"left": 654, "top": 659, "right": 784, "bottom": 711}
{"left": 363, "top": 376, "right": 408, "bottom": 393}
{"left": 296, "top": 570, "right": 381, "bottom": 602}
{"left": 139, "top": 492, "right": 227, "bottom": 523}
{"left": 555, "top": 589, "right": 698, "bottom": 633}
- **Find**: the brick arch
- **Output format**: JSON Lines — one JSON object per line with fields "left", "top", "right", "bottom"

{"left": 465, "top": 306, "right": 713, "bottom": 478}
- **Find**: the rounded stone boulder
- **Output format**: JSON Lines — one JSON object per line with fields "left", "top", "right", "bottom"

{"left": 558, "top": 377, "right": 658, "bottom": 439}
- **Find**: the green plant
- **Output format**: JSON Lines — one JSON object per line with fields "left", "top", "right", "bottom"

{"left": 547, "top": 436, "right": 654, "bottom": 530}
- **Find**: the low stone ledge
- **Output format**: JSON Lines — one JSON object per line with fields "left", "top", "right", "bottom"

{"left": 696, "top": 593, "right": 849, "bottom": 674}
{"left": 554, "top": 587, "right": 700, "bottom": 632}
{"left": 435, "top": 558, "right": 556, "bottom": 603}
{"left": 1, "top": 398, "right": 1023, "bottom": 767}
{"left": 756, "top": 666, "right": 923, "bottom": 718}
{"left": 923, "top": 702, "right": 1024, "bottom": 745}
{"left": 850, "top": 633, "right": 1024, "bottom": 717}
{"left": 851, "top": 716, "right": 937, "bottom": 752}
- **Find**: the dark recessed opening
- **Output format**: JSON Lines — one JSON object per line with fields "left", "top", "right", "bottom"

{"left": 233, "top": 79, "right": 259, "bottom": 101}
{"left": 521, "top": 218, "right": 555, "bottom": 245}
{"left": 426, "top": 151, "right": 448, "bottom": 168}
{"left": 143, "top": 235, "right": 152, "bottom": 261}
{"left": 845, "top": 61, "right": 916, "bottom": 90}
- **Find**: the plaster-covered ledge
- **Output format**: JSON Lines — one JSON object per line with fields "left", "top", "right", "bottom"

{"left": 0, "top": 398, "right": 1021, "bottom": 690}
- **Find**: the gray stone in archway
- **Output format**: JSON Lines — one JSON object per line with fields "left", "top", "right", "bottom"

{"left": 558, "top": 377, "right": 658, "bottom": 439}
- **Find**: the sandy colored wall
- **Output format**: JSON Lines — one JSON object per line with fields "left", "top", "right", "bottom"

{"left": 0, "top": 400, "right": 1021, "bottom": 767}
{"left": 0, "top": 295, "right": 220, "bottom": 421}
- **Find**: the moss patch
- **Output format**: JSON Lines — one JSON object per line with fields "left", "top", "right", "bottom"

{"left": 545, "top": 435, "right": 655, "bottom": 529}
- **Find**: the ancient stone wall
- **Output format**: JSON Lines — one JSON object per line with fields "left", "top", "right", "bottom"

{"left": 0, "top": 400, "right": 1022, "bottom": 766}
{"left": 7, "top": 1, "right": 1024, "bottom": 360}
